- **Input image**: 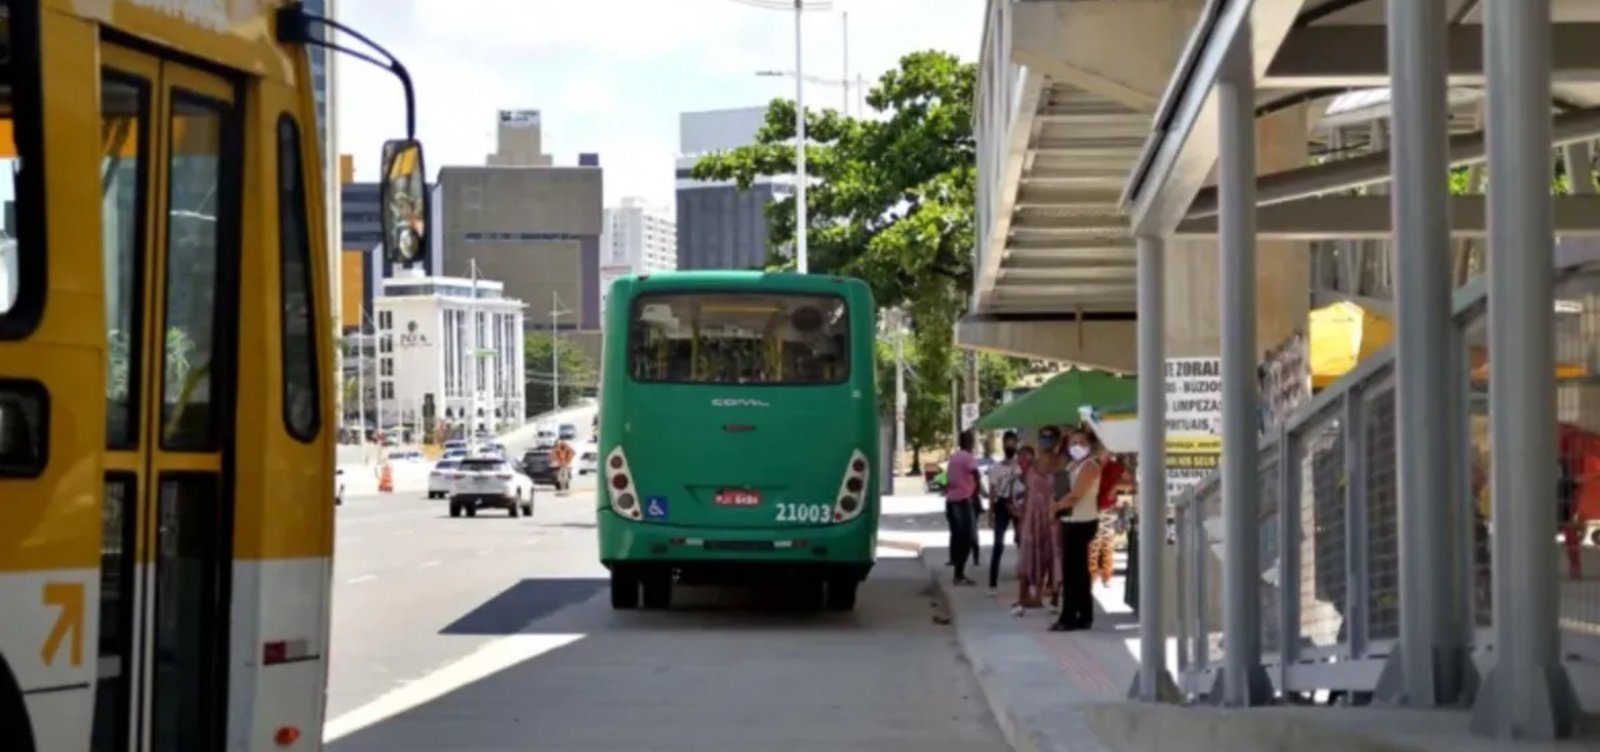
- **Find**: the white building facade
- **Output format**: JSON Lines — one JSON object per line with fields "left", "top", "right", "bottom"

{"left": 599, "top": 195, "right": 676, "bottom": 318}
{"left": 374, "top": 274, "right": 526, "bottom": 437}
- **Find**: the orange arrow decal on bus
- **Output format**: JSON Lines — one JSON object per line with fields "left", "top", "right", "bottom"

{"left": 41, "top": 582, "right": 84, "bottom": 667}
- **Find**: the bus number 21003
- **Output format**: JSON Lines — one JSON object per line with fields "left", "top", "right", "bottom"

{"left": 774, "top": 503, "right": 831, "bottom": 523}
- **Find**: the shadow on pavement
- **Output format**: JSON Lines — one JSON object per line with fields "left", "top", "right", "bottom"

{"left": 440, "top": 578, "right": 606, "bottom": 635}
{"left": 329, "top": 560, "right": 1006, "bottom": 752}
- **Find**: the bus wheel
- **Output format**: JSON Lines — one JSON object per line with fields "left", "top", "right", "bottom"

{"left": 641, "top": 570, "right": 673, "bottom": 610}
{"left": 825, "top": 579, "right": 858, "bottom": 612}
{"left": 610, "top": 570, "right": 640, "bottom": 610}
{"left": 0, "top": 654, "right": 36, "bottom": 752}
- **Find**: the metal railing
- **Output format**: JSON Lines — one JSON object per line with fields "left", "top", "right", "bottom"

{"left": 1172, "top": 262, "right": 1600, "bottom": 700}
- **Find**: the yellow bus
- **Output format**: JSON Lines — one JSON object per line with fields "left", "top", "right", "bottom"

{"left": 0, "top": 2, "right": 427, "bottom": 750}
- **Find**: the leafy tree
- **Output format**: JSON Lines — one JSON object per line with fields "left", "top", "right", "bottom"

{"left": 524, "top": 332, "right": 596, "bottom": 417}
{"left": 694, "top": 50, "right": 978, "bottom": 440}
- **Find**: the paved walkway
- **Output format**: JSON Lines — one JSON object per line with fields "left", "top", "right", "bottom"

{"left": 878, "top": 493, "right": 1600, "bottom": 752}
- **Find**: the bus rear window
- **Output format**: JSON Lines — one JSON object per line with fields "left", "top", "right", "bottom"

{"left": 628, "top": 292, "right": 849, "bottom": 385}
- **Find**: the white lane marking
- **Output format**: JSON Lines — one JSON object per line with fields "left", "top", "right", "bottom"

{"left": 347, "top": 575, "right": 378, "bottom": 584}
{"left": 323, "top": 633, "right": 585, "bottom": 742}
{"left": 419, "top": 560, "right": 440, "bottom": 569}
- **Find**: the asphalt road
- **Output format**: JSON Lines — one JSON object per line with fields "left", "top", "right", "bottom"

{"left": 324, "top": 485, "right": 1005, "bottom": 751}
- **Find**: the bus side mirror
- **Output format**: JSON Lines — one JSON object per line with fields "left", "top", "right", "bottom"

{"left": 380, "top": 138, "right": 428, "bottom": 265}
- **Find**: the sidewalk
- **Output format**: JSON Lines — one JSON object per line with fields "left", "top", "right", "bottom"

{"left": 878, "top": 503, "right": 1600, "bottom": 752}
{"left": 878, "top": 513, "right": 1136, "bottom": 752}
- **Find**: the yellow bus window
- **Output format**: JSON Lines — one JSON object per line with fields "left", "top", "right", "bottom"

{"left": 159, "top": 93, "right": 232, "bottom": 451}
{"left": 277, "top": 115, "right": 320, "bottom": 441}
{"left": 103, "top": 76, "right": 148, "bottom": 449}
{"left": 0, "top": 3, "right": 41, "bottom": 332}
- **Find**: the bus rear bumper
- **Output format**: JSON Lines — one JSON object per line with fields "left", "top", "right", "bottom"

{"left": 598, "top": 511, "right": 877, "bottom": 572}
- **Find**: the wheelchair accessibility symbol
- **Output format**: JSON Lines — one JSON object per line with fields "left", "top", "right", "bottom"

{"left": 645, "top": 496, "right": 670, "bottom": 520}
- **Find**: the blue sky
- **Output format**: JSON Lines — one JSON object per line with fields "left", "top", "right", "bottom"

{"left": 336, "top": 0, "right": 983, "bottom": 210}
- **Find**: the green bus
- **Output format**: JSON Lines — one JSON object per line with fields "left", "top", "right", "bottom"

{"left": 597, "top": 272, "right": 881, "bottom": 611}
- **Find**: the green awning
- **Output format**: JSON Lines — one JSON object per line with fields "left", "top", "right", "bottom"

{"left": 975, "top": 368, "right": 1138, "bottom": 431}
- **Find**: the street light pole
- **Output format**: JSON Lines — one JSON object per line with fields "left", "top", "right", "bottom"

{"left": 792, "top": 0, "right": 809, "bottom": 274}
{"left": 551, "top": 291, "right": 561, "bottom": 412}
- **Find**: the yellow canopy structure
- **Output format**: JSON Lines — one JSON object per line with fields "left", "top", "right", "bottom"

{"left": 1309, "top": 301, "right": 1392, "bottom": 388}
{"left": 1309, "top": 300, "right": 1589, "bottom": 388}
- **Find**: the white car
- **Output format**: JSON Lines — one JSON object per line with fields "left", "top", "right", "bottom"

{"left": 428, "top": 459, "right": 461, "bottom": 498}
{"left": 449, "top": 456, "right": 535, "bottom": 518}
{"left": 576, "top": 443, "right": 599, "bottom": 476}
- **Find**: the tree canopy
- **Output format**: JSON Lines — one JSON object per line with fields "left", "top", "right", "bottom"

{"left": 695, "top": 50, "right": 1011, "bottom": 450}
{"left": 524, "top": 332, "right": 596, "bottom": 417}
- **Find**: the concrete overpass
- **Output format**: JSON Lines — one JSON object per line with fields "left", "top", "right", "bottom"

{"left": 967, "top": 0, "right": 1600, "bottom": 743}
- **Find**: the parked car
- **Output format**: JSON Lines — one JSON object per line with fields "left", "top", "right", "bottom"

{"left": 439, "top": 448, "right": 468, "bottom": 463}
{"left": 558, "top": 423, "right": 577, "bottom": 441}
{"left": 442, "top": 439, "right": 469, "bottom": 453}
{"left": 478, "top": 442, "right": 507, "bottom": 458}
{"left": 519, "top": 448, "right": 559, "bottom": 486}
{"left": 428, "top": 459, "right": 461, "bottom": 499}
{"left": 335, "top": 467, "right": 345, "bottom": 506}
{"left": 449, "top": 457, "right": 535, "bottom": 518}
{"left": 535, "top": 428, "right": 556, "bottom": 445}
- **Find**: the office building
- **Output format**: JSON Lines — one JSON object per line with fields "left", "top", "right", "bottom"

{"left": 488, "top": 109, "right": 554, "bottom": 167}
{"left": 600, "top": 196, "right": 676, "bottom": 319}
{"left": 676, "top": 106, "right": 785, "bottom": 271}
{"left": 374, "top": 273, "right": 526, "bottom": 433}
{"left": 438, "top": 112, "right": 603, "bottom": 337}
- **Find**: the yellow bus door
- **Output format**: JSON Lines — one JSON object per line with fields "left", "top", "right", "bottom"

{"left": 94, "top": 46, "right": 242, "bottom": 752}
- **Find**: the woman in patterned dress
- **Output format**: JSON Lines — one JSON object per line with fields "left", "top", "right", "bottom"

{"left": 1011, "top": 427, "right": 1065, "bottom": 616}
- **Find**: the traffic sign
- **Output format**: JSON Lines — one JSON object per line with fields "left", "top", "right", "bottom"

{"left": 960, "top": 402, "right": 979, "bottom": 430}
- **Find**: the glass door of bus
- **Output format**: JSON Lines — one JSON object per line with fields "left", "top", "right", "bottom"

{"left": 94, "top": 46, "right": 241, "bottom": 752}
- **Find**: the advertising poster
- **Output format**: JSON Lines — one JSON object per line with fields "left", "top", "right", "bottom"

{"left": 1165, "top": 357, "right": 1222, "bottom": 500}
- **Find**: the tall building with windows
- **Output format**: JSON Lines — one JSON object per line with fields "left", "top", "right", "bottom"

{"left": 438, "top": 111, "right": 604, "bottom": 346}
{"left": 373, "top": 274, "right": 527, "bottom": 433}
{"left": 599, "top": 196, "right": 675, "bottom": 319}
{"left": 676, "top": 106, "right": 784, "bottom": 271}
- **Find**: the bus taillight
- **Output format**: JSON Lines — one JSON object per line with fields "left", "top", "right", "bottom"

{"left": 832, "top": 450, "right": 870, "bottom": 523}
{"left": 605, "top": 446, "right": 643, "bottom": 520}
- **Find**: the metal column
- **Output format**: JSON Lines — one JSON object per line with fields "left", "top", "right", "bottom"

{"left": 1208, "top": 26, "right": 1272, "bottom": 707}
{"left": 1130, "top": 234, "right": 1179, "bottom": 703}
{"left": 1375, "top": 0, "right": 1478, "bottom": 708}
{"left": 1470, "top": 0, "right": 1581, "bottom": 739}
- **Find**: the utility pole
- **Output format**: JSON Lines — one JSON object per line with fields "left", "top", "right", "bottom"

{"left": 551, "top": 291, "right": 561, "bottom": 412}
{"left": 467, "top": 259, "right": 479, "bottom": 439}
{"left": 893, "top": 309, "right": 906, "bottom": 474}
{"left": 793, "top": 0, "right": 809, "bottom": 274}
{"left": 842, "top": 11, "right": 850, "bottom": 116}
{"left": 355, "top": 325, "right": 366, "bottom": 449}
{"left": 548, "top": 292, "right": 573, "bottom": 413}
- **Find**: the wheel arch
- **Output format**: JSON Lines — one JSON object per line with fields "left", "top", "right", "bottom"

{"left": 0, "top": 650, "right": 37, "bottom": 752}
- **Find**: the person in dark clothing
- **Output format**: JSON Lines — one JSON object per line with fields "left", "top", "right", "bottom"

{"left": 944, "top": 431, "right": 981, "bottom": 585}
{"left": 1049, "top": 430, "right": 1103, "bottom": 632}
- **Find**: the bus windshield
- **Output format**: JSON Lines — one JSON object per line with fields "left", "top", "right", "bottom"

{"left": 628, "top": 292, "right": 849, "bottom": 385}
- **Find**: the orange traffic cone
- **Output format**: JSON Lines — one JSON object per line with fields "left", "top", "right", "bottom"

{"left": 378, "top": 462, "right": 393, "bottom": 493}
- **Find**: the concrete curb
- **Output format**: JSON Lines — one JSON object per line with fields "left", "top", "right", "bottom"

{"left": 876, "top": 536, "right": 927, "bottom": 555}
{"left": 913, "top": 546, "right": 1065, "bottom": 752}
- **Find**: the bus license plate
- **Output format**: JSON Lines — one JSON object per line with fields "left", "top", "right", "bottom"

{"left": 715, "top": 490, "right": 761, "bottom": 507}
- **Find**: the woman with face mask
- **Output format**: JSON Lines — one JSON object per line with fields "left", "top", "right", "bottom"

{"left": 1049, "top": 429, "right": 1103, "bottom": 631}
{"left": 1011, "top": 428, "right": 1064, "bottom": 616}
